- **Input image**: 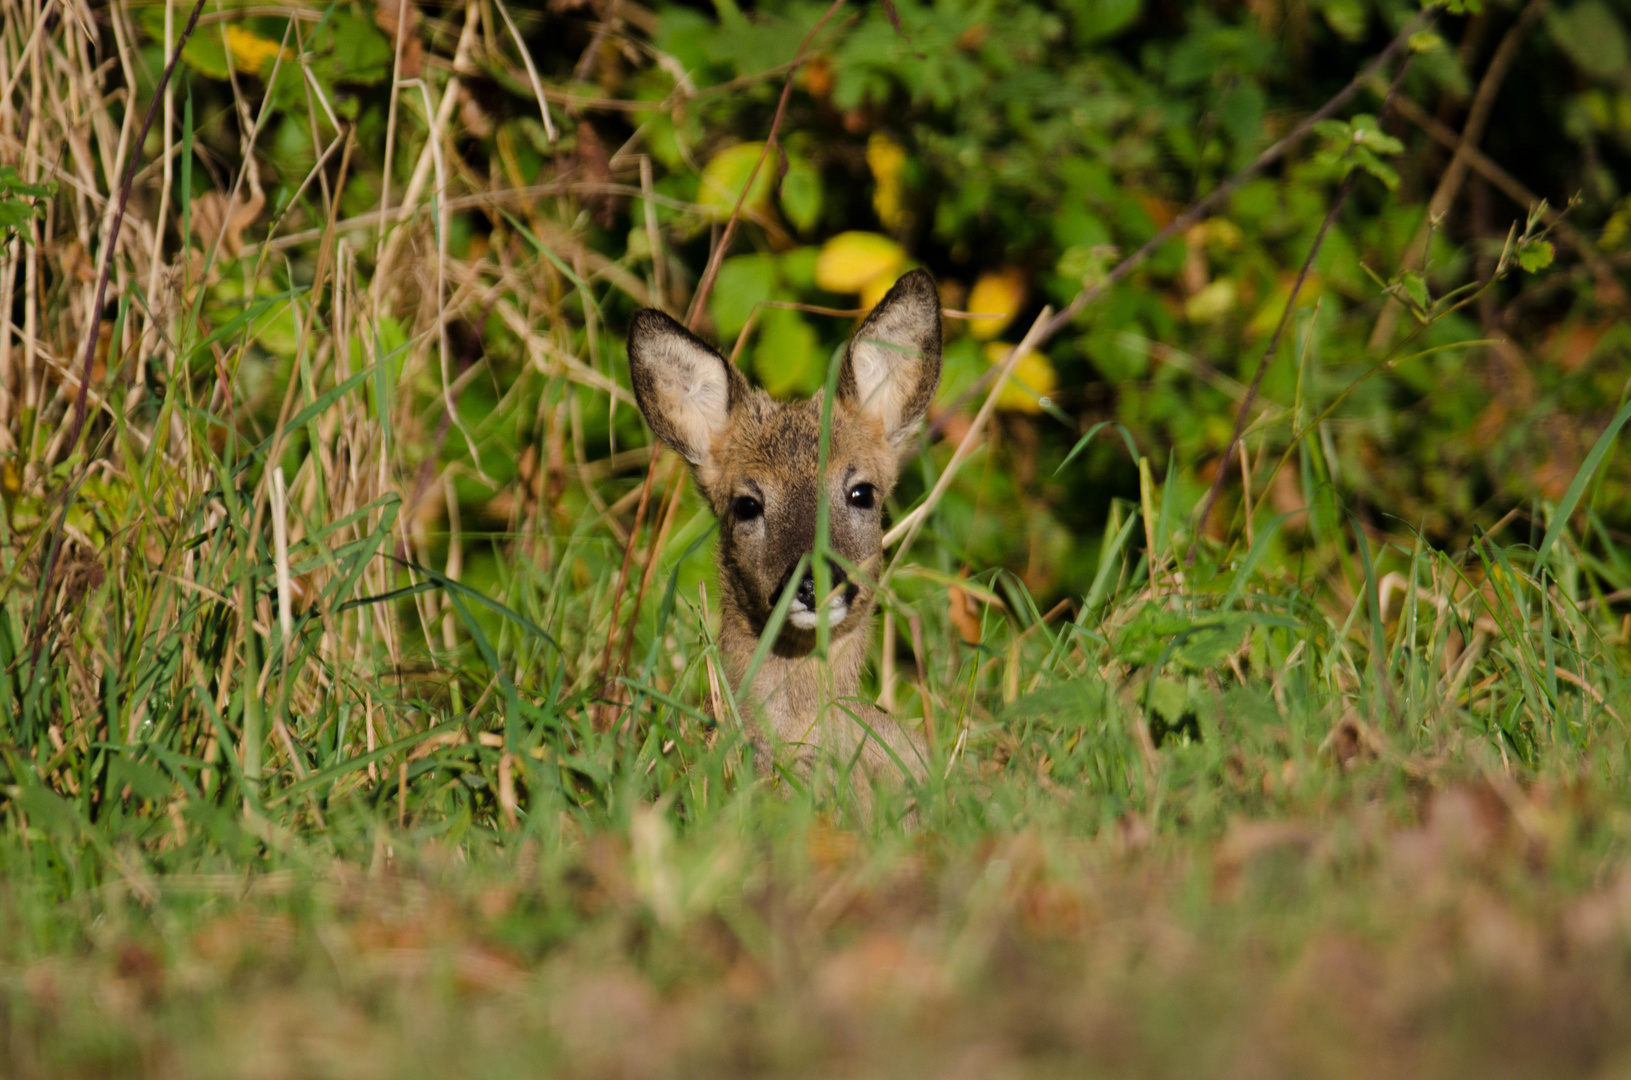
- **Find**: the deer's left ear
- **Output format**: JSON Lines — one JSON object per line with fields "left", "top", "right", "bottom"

{"left": 840, "top": 269, "right": 942, "bottom": 444}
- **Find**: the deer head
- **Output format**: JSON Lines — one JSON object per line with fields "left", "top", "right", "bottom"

{"left": 627, "top": 270, "right": 942, "bottom": 647}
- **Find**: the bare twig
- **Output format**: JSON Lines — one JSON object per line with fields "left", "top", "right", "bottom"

{"left": 595, "top": 447, "right": 661, "bottom": 725}
{"left": 616, "top": 459, "right": 688, "bottom": 697}
{"left": 882, "top": 307, "right": 1053, "bottom": 568}
{"left": 573, "top": 0, "right": 623, "bottom": 83}
{"left": 1381, "top": 86, "right": 1615, "bottom": 290}
{"left": 63, "top": 0, "right": 205, "bottom": 459}
{"left": 683, "top": 0, "right": 845, "bottom": 332}
{"left": 1368, "top": 0, "right": 1546, "bottom": 348}
{"left": 1190, "top": 55, "right": 1416, "bottom": 560}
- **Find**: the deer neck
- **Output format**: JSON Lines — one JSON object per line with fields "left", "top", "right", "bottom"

{"left": 717, "top": 597, "right": 872, "bottom": 747}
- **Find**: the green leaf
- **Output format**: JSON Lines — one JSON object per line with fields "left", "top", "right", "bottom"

{"left": 1535, "top": 392, "right": 1631, "bottom": 569}
{"left": 1118, "top": 603, "right": 1299, "bottom": 672}
{"left": 1398, "top": 270, "right": 1429, "bottom": 310}
{"left": 709, "top": 253, "right": 779, "bottom": 340}
{"left": 309, "top": 11, "right": 395, "bottom": 86}
{"left": 780, "top": 246, "right": 820, "bottom": 290}
{"left": 1547, "top": 1, "right": 1630, "bottom": 81}
{"left": 1002, "top": 680, "right": 1110, "bottom": 727}
{"left": 1114, "top": 605, "right": 1195, "bottom": 666}
{"left": 182, "top": 29, "right": 232, "bottom": 81}
{"left": 1147, "top": 676, "right": 1190, "bottom": 724}
{"left": 698, "top": 142, "right": 774, "bottom": 219}
{"left": 1312, "top": 119, "right": 1352, "bottom": 142}
{"left": 1070, "top": 0, "right": 1142, "bottom": 43}
{"left": 753, "top": 307, "right": 820, "bottom": 397}
{"left": 0, "top": 165, "right": 54, "bottom": 199}
{"left": 1322, "top": 0, "right": 1367, "bottom": 42}
{"left": 0, "top": 203, "right": 36, "bottom": 231}
{"left": 0, "top": 165, "right": 53, "bottom": 242}
{"left": 1217, "top": 81, "right": 1266, "bottom": 154}
{"left": 1172, "top": 622, "right": 1241, "bottom": 670}
{"left": 1518, "top": 239, "right": 1555, "bottom": 273}
{"left": 1355, "top": 129, "right": 1404, "bottom": 155}
{"left": 1352, "top": 147, "right": 1401, "bottom": 190}
{"left": 779, "top": 154, "right": 823, "bottom": 234}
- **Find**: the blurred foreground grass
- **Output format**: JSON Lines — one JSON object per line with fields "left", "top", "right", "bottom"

{"left": 4, "top": 0, "right": 1631, "bottom": 1074}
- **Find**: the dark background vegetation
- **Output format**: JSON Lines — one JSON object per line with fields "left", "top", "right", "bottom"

{"left": 110, "top": 0, "right": 1631, "bottom": 603}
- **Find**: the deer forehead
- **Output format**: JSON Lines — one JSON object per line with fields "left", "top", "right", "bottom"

{"left": 711, "top": 397, "right": 897, "bottom": 497}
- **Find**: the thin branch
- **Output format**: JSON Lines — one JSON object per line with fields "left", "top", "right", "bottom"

{"left": 1189, "top": 53, "right": 1416, "bottom": 562}
{"left": 1367, "top": 0, "right": 1546, "bottom": 348}
{"left": 683, "top": 0, "right": 845, "bottom": 332}
{"left": 1380, "top": 85, "right": 1615, "bottom": 290}
{"left": 881, "top": 307, "right": 1053, "bottom": 569}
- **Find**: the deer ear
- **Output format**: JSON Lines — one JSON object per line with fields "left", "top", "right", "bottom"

{"left": 840, "top": 269, "right": 942, "bottom": 444}
{"left": 627, "top": 310, "right": 743, "bottom": 466}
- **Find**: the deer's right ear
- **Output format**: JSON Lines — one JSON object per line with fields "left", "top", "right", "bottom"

{"left": 627, "top": 310, "right": 741, "bottom": 467}
{"left": 840, "top": 268, "right": 942, "bottom": 445}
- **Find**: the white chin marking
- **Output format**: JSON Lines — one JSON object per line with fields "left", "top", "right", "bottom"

{"left": 787, "top": 599, "right": 848, "bottom": 631}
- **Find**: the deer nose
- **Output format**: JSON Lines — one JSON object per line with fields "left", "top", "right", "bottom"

{"left": 784, "top": 561, "right": 848, "bottom": 609}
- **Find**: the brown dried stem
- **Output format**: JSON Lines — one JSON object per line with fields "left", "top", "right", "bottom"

{"left": 31, "top": 0, "right": 209, "bottom": 650}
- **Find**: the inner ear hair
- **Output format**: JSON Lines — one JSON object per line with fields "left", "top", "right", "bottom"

{"left": 627, "top": 309, "right": 741, "bottom": 465}
{"left": 842, "top": 269, "right": 943, "bottom": 443}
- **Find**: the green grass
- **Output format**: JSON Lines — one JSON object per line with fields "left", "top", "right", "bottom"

{"left": 6, "top": 360, "right": 1631, "bottom": 1074}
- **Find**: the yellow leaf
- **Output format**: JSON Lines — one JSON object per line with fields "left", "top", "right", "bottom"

{"left": 698, "top": 142, "right": 773, "bottom": 219}
{"left": 985, "top": 342, "right": 1057, "bottom": 414}
{"left": 967, "top": 268, "right": 1026, "bottom": 340}
{"left": 224, "top": 25, "right": 289, "bottom": 75}
{"left": 867, "top": 134, "right": 907, "bottom": 232}
{"left": 1184, "top": 279, "right": 1237, "bottom": 323}
{"left": 1245, "top": 273, "right": 1324, "bottom": 338}
{"left": 815, "top": 231, "right": 905, "bottom": 294}
{"left": 1202, "top": 219, "right": 1245, "bottom": 250}
{"left": 862, "top": 269, "right": 912, "bottom": 310}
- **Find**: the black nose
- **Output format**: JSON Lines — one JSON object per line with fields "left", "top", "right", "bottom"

{"left": 782, "top": 561, "right": 848, "bottom": 608}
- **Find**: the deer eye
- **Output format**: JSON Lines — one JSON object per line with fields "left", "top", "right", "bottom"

{"left": 846, "top": 483, "right": 876, "bottom": 510}
{"left": 731, "top": 495, "right": 763, "bottom": 522}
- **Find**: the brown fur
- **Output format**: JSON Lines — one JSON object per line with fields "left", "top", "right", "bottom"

{"left": 627, "top": 271, "right": 943, "bottom": 804}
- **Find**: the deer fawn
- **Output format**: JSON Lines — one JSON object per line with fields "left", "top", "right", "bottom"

{"left": 627, "top": 270, "right": 940, "bottom": 801}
